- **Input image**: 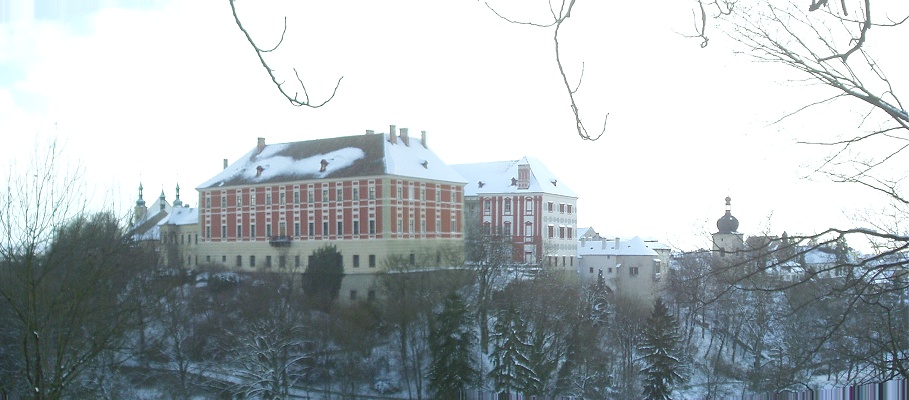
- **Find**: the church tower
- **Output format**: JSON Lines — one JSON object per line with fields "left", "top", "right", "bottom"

{"left": 134, "top": 183, "right": 148, "bottom": 223}
{"left": 712, "top": 196, "right": 744, "bottom": 256}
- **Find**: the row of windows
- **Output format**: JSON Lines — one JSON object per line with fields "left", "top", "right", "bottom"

{"left": 547, "top": 225, "right": 574, "bottom": 240}
{"left": 483, "top": 198, "right": 536, "bottom": 215}
{"left": 483, "top": 221, "right": 535, "bottom": 237}
{"left": 205, "top": 182, "right": 462, "bottom": 209}
{"left": 194, "top": 253, "right": 381, "bottom": 269}
{"left": 206, "top": 219, "right": 379, "bottom": 240}
{"left": 546, "top": 201, "right": 573, "bottom": 214}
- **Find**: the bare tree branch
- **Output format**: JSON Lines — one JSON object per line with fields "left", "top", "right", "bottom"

{"left": 228, "top": 0, "right": 342, "bottom": 108}
{"left": 486, "top": 0, "right": 607, "bottom": 140}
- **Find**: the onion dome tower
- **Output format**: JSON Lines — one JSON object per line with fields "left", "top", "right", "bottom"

{"left": 712, "top": 196, "right": 744, "bottom": 256}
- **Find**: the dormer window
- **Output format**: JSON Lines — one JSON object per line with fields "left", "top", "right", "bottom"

{"left": 320, "top": 159, "right": 329, "bottom": 172}
{"left": 478, "top": 181, "right": 485, "bottom": 188}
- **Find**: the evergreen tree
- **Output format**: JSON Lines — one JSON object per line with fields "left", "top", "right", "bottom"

{"left": 428, "top": 293, "right": 478, "bottom": 399}
{"left": 488, "top": 305, "right": 538, "bottom": 397}
{"left": 639, "top": 298, "right": 685, "bottom": 400}
{"left": 302, "top": 244, "right": 343, "bottom": 309}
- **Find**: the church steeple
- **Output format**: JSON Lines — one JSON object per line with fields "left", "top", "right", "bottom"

{"left": 159, "top": 190, "right": 167, "bottom": 211}
{"left": 134, "top": 183, "right": 148, "bottom": 223}
{"left": 172, "top": 183, "right": 183, "bottom": 207}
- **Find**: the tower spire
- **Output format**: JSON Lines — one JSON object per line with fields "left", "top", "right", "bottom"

{"left": 173, "top": 183, "right": 183, "bottom": 207}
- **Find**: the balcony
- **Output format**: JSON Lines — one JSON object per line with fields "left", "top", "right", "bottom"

{"left": 269, "top": 236, "right": 292, "bottom": 247}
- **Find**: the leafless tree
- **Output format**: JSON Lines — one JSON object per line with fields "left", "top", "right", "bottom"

{"left": 0, "top": 140, "right": 147, "bottom": 399}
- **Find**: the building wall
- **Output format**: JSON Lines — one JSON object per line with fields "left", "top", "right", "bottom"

{"left": 470, "top": 193, "right": 577, "bottom": 267}
{"left": 195, "top": 175, "right": 464, "bottom": 274}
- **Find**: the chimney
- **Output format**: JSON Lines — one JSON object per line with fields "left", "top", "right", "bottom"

{"left": 420, "top": 130, "right": 427, "bottom": 148}
{"left": 366, "top": 129, "right": 374, "bottom": 135}
{"left": 400, "top": 128, "right": 410, "bottom": 146}
{"left": 388, "top": 125, "right": 397, "bottom": 144}
{"left": 319, "top": 159, "right": 329, "bottom": 173}
{"left": 615, "top": 237, "right": 621, "bottom": 250}
{"left": 517, "top": 163, "right": 531, "bottom": 190}
{"left": 223, "top": 159, "right": 228, "bottom": 170}
{"left": 257, "top": 137, "right": 265, "bottom": 154}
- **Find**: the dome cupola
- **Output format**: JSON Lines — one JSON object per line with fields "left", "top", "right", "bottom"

{"left": 716, "top": 196, "right": 739, "bottom": 234}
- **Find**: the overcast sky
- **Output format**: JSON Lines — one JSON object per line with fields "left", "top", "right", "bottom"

{"left": 1, "top": 0, "right": 904, "bottom": 251}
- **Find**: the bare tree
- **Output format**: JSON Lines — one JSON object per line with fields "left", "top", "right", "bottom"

{"left": 0, "top": 140, "right": 146, "bottom": 399}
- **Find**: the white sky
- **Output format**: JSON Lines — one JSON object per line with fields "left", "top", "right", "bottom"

{"left": 1, "top": 0, "right": 905, "bottom": 251}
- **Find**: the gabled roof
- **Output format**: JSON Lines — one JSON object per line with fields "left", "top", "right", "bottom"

{"left": 198, "top": 133, "right": 466, "bottom": 189}
{"left": 578, "top": 236, "right": 661, "bottom": 257}
{"left": 451, "top": 156, "right": 576, "bottom": 198}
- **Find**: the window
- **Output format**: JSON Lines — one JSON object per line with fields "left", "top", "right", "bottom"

{"left": 250, "top": 224, "right": 256, "bottom": 239}
{"left": 205, "top": 196, "right": 211, "bottom": 208}
{"left": 397, "top": 219, "right": 403, "bottom": 233}
{"left": 294, "top": 222, "right": 300, "bottom": 237}
{"left": 484, "top": 199, "right": 491, "bottom": 214}
{"left": 195, "top": 234, "right": 198, "bottom": 244}
{"left": 369, "top": 254, "right": 376, "bottom": 268}
{"left": 409, "top": 219, "right": 414, "bottom": 234}
{"left": 568, "top": 227, "right": 573, "bottom": 239}
{"left": 608, "top": 267, "right": 612, "bottom": 273}
{"left": 504, "top": 198, "right": 512, "bottom": 214}
{"left": 323, "top": 222, "right": 329, "bottom": 236}
{"left": 397, "top": 186, "right": 403, "bottom": 200}
{"left": 322, "top": 189, "right": 329, "bottom": 203}
{"left": 567, "top": 204, "right": 573, "bottom": 214}
{"left": 559, "top": 226, "right": 565, "bottom": 239}
{"left": 484, "top": 221, "right": 492, "bottom": 235}
{"left": 308, "top": 222, "right": 314, "bottom": 237}
{"left": 221, "top": 194, "right": 226, "bottom": 207}
{"left": 265, "top": 255, "right": 272, "bottom": 268}
{"left": 524, "top": 222, "right": 533, "bottom": 238}
{"left": 206, "top": 255, "right": 211, "bottom": 262}
{"left": 420, "top": 188, "right": 425, "bottom": 201}
{"left": 368, "top": 186, "right": 376, "bottom": 200}
{"left": 353, "top": 255, "right": 360, "bottom": 268}
{"left": 265, "top": 192, "right": 272, "bottom": 205}
{"left": 548, "top": 225, "right": 554, "bottom": 238}
{"left": 279, "top": 190, "right": 285, "bottom": 205}
{"left": 504, "top": 221, "right": 511, "bottom": 235}
{"left": 353, "top": 220, "right": 360, "bottom": 235}
{"left": 249, "top": 192, "right": 256, "bottom": 206}
{"left": 221, "top": 226, "right": 227, "bottom": 239}
{"left": 293, "top": 190, "right": 300, "bottom": 204}
{"left": 435, "top": 188, "right": 441, "bottom": 202}
{"left": 408, "top": 185, "right": 414, "bottom": 200}
{"left": 307, "top": 189, "right": 314, "bottom": 204}
{"left": 353, "top": 187, "right": 360, "bottom": 201}
{"left": 337, "top": 221, "right": 343, "bottom": 235}
{"left": 278, "top": 221, "right": 286, "bottom": 236}
{"left": 589, "top": 267, "right": 594, "bottom": 274}
{"left": 368, "top": 290, "right": 376, "bottom": 300}
{"left": 206, "top": 226, "right": 211, "bottom": 240}
{"left": 526, "top": 198, "right": 533, "bottom": 214}
{"left": 250, "top": 255, "right": 256, "bottom": 267}
{"left": 409, "top": 253, "right": 416, "bottom": 266}
{"left": 237, "top": 193, "right": 242, "bottom": 207}
{"left": 295, "top": 255, "right": 300, "bottom": 268}
{"left": 222, "top": 255, "right": 227, "bottom": 263}
{"left": 630, "top": 266, "right": 639, "bottom": 275}
{"left": 350, "top": 290, "right": 358, "bottom": 301}
{"left": 559, "top": 203, "right": 565, "bottom": 213}
{"left": 279, "top": 255, "right": 286, "bottom": 268}
{"left": 369, "top": 220, "right": 376, "bottom": 235}
{"left": 237, "top": 224, "right": 242, "bottom": 240}
{"left": 547, "top": 202, "right": 554, "bottom": 212}
{"left": 266, "top": 223, "right": 272, "bottom": 238}
{"left": 420, "top": 219, "right": 426, "bottom": 234}
{"left": 436, "top": 217, "right": 441, "bottom": 233}
{"left": 336, "top": 188, "right": 343, "bottom": 202}
{"left": 236, "top": 255, "right": 242, "bottom": 267}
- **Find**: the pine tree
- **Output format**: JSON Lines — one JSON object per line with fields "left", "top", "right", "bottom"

{"left": 639, "top": 298, "right": 685, "bottom": 400}
{"left": 488, "top": 305, "right": 537, "bottom": 397}
{"left": 428, "top": 293, "right": 478, "bottom": 399}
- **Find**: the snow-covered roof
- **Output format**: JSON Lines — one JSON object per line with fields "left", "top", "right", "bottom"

{"left": 451, "top": 157, "right": 576, "bottom": 198}
{"left": 198, "top": 133, "right": 466, "bottom": 190}
{"left": 160, "top": 206, "right": 198, "bottom": 226}
{"left": 578, "top": 236, "right": 660, "bottom": 257}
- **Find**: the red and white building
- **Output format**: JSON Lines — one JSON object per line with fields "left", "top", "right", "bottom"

{"left": 452, "top": 157, "right": 578, "bottom": 267}
{"left": 194, "top": 127, "right": 466, "bottom": 274}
